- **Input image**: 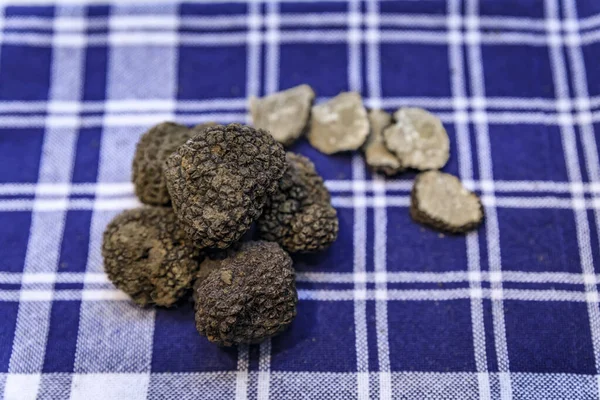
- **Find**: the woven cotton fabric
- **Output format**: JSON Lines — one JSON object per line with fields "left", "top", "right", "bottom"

{"left": 1, "top": 1, "right": 600, "bottom": 399}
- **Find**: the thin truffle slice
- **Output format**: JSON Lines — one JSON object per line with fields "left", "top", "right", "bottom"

{"left": 102, "top": 207, "right": 201, "bottom": 307}
{"left": 164, "top": 123, "right": 286, "bottom": 249}
{"left": 308, "top": 92, "right": 369, "bottom": 154}
{"left": 258, "top": 152, "right": 338, "bottom": 253}
{"left": 411, "top": 171, "right": 484, "bottom": 233}
{"left": 383, "top": 107, "right": 450, "bottom": 170}
{"left": 132, "top": 122, "right": 194, "bottom": 205}
{"left": 250, "top": 84, "right": 315, "bottom": 146}
{"left": 363, "top": 109, "right": 403, "bottom": 175}
{"left": 194, "top": 241, "right": 297, "bottom": 346}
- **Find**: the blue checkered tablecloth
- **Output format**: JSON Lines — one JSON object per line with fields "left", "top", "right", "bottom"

{"left": 1, "top": 0, "right": 600, "bottom": 399}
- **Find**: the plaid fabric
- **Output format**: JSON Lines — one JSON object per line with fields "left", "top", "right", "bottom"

{"left": 1, "top": 0, "right": 600, "bottom": 399}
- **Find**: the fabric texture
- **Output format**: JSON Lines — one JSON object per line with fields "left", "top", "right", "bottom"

{"left": 1, "top": 0, "right": 600, "bottom": 399}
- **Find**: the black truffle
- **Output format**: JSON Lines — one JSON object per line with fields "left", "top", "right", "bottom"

{"left": 102, "top": 207, "right": 201, "bottom": 307}
{"left": 257, "top": 152, "right": 338, "bottom": 253}
{"left": 132, "top": 122, "right": 193, "bottom": 205}
{"left": 194, "top": 241, "right": 297, "bottom": 346}
{"left": 164, "top": 123, "right": 286, "bottom": 249}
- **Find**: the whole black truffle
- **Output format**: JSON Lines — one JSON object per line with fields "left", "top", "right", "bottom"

{"left": 102, "top": 207, "right": 201, "bottom": 307}
{"left": 164, "top": 123, "right": 286, "bottom": 249}
{"left": 132, "top": 122, "right": 193, "bottom": 205}
{"left": 257, "top": 152, "right": 338, "bottom": 253}
{"left": 194, "top": 241, "right": 297, "bottom": 346}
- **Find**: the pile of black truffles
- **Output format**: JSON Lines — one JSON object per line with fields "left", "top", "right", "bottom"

{"left": 103, "top": 122, "right": 338, "bottom": 346}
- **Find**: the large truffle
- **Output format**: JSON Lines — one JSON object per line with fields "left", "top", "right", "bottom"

{"left": 363, "top": 109, "right": 403, "bottom": 175}
{"left": 411, "top": 171, "right": 484, "bottom": 233}
{"left": 258, "top": 152, "right": 338, "bottom": 253}
{"left": 194, "top": 241, "right": 297, "bottom": 346}
{"left": 132, "top": 122, "right": 214, "bottom": 205}
{"left": 308, "top": 92, "right": 370, "bottom": 154}
{"left": 164, "top": 123, "right": 286, "bottom": 249}
{"left": 102, "top": 207, "right": 201, "bottom": 307}
{"left": 250, "top": 84, "right": 315, "bottom": 146}
{"left": 383, "top": 107, "right": 449, "bottom": 170}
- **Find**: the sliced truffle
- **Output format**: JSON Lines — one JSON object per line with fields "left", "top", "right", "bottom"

{"left": 250, "top": 84, "right": 315, "bottom": 146}
{"left": 132, "top": 122, "right": 194, "bottom": 205}
{"left": 102, "top": 207, "right": 201, "bottom": 307}
{"left": 258, "top": 152, "right": 338, "bottom": 253}
{"left": 411, "top": 171, "right": 484, "bottom": 233}
{"left": 194, "top": 241, "right": 297, "bottom": 346}
{"left": 308, "top": 92, "right": 369, "bottom": 154}
{"left": 383, "top": 107, "right": 450, "bottom": 170}
{"left": 363, "top": 109, "right": 403, "bottom": 175}
{"left": 164, "top": 123, "right": 286, "bottom": 249}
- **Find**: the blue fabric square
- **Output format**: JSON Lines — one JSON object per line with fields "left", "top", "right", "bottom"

{"left": 380, "top": 43, "right": 451, "bottom": 98}
{"left": 271, "top": 300, "right": 356, "bottom": 372}
{"left": 43, "top": 301, "right": 81, "bottom": 372}
{"left": 0, "top": 129, "right": 44, "bottom": 183}
{"left": 488, "top": 124, "right": 569, "bottom": 182}
{"left": 180, "top": 2, "right": 247, "bottom": 16}
{"left": 152, "top": 304, "right": 238, "bottom": 372}
{"left": 57, "top": 211, "right": 93, "bottom": 273}
{"left": 582, "top": 42, "right": 600, "bottom": 98}
{"left": 0, "top": 45, "right": 52, "bottom": 101}
{"left": 497, "top": 208, "right": 581, "bottom": 273}
{"left": 280, "top": 2, "right": 346, "bottom": 14}
{"left": 0, "top": 212, "right": 31, "bottom": 273}
{"left": 178, "top": 46, "right": 247, "bottom": 99}
{"left": 82, "top": 47, "right": 109, "bottom": 101}
{"left": 279, "top": 43, "right": 349, "bottom": 97}
{"left": 387, "top": 300, "right": 475, "bottom": 372}
{"left": 481, "top": 45, "right": 555, "bottom": 98}
{"left": 480, "top": 0, "right": 545, "bottom": 18}
{"left": 387, "top": 210, "right": 470, "bottom": 272}
{"left": 0, "top": 302, "right": 19, "bottom": 372}
{"left": 575, "top": 2, "right": 600, "bottom": 19}
{"left": 504, "top": 301, "right": 596, "bottom": 373}
{"left": 380, "top": 0, "right": 446, "bottom": 15}
{"left": 71, "top": 128, "right": 102, "bottom": 183}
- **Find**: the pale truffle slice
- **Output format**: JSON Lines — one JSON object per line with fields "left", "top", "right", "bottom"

{"left": 363, "top": 109, "right": 403, "bottom": 175}
{"left": 250, "top": 84, "right": 315, "bottom": 146}
{"left": 383, "top": 107, "right": 449, "bottom": 170}
{"left": 411, "top": 171, "right": 483, "bottom": 233}
{"left": 308, "top": 92, "right": 369, "bottom": 154}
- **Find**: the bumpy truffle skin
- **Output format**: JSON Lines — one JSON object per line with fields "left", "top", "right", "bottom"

{"left": 164, "top": 123, "right": 286, "bottom": 249}
{"left": 132, "top": 122, "right": 195, "bottom": 205}
{"left": 258, "top": 152, "right": 338, "bottom": 253}
{"left": 102, "top": 207, "right": 201, "bottom": 307}
{"left": 194, "top": 241, "right": 297, "bottom": 346}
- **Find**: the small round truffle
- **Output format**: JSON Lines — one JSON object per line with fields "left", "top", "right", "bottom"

{"left": 102, "top": 207, "right": 201, "bottom": 307}
{"left": 383, "top": 107, "right": 450, "bottom": 170}
{"left": 250, "top": 84, "right": 315, "bottom": 146}
{"left": 411, "top": 171, "right": 484, "bottom": 233}
{"left": 308, "top": 92, "right": 370, "bottom": 154}
{"left": 164, "top": 123, "right": 286, "bottom": 249}
{"left": 132, "top": 122, "right": 194, "bottom": 205}
{"left": 194, "top": 241, "right": 297, "bottom": 346}
{"left": 258, "top": 152, "right": 338, "bottom": 253}
{"left": 363, "top": 109, "right": 403, "bottom": 176}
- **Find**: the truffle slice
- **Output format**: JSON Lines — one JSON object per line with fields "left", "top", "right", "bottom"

{"left": 258, "top": 152, "right": 338, "bottom": 253}
{"left": 383, "top": 107, "right": 450, "bottom": 170}
{"left": 411, "top": 171, "right": 484, "bottom": 233}
{"left": 308, "top": 92, "right": 369, "bottom": 154}
{"left": 164, "top": 123, "right": 286, "bottom": 249}
{"left": 363, "top": 109, "right": 403, "bottom": 175}
{"left": 250, "top": 84, "right": 315, "bottom": 146}
{"left": 194, "top": 241, "right": 297, "bottom": 346}
{"left": 102, "top": 207, "right": 201, "bottom": 307}
{"left": 132, "top": 122, "right": 194, "bottom": 205}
